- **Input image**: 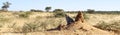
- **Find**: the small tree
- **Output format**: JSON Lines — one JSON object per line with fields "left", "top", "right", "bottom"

{"left": 45, "top": 6, "right": 51, "bottom": 12}
{"left": 1, "top": 2, "right": 11, "bottom": 11}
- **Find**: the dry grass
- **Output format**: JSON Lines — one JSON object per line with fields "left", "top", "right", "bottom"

{"left": 0, "top": 12, "right": 120, "bottom": 35}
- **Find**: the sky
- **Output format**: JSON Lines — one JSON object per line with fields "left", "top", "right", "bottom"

{"left": 0, "top": 0, "right": 120, "bottom": 11}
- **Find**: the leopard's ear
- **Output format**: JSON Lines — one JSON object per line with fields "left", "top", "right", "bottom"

{"left": 65, "top": 14, "right": 74, "bottom": 25}
{"left": 75, "top": 11, "right": 84, "bottom": 23}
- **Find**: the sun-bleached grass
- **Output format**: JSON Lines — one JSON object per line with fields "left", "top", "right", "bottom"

{"left": 0, "top": 12, "right": 120, "bottom": 35}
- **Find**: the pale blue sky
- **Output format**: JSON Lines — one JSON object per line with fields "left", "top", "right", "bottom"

{"left": 0, "top": 0, "right": 120, "bottom": 11}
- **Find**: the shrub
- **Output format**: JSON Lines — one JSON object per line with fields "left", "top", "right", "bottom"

{"left": 54, "top": 12, "right": 65, "bottom": 18}
{"left": 95, "top": 21, "right": 120, "bottom": 32}
{"left": 22, "top": 21, "right": 53, "bottom": 32}
{"left": 19, "top": 10, "right": 24, "bottom": 12}
{"left": 7, "top": 23, "right": 16, "bottom": 28}
{"left": 53, "top": 9, "right": 64, "bottom": 12}
{"left": 0, "top": 23, "right": 3, "bottom": 27}
{"left": 87, "top": 9, "right": 95, "bottom": 13}
{"left": 30, "top": 9, "right": 43, "bottom": 12}
{"left": 19, "top": 12, "right": 31, "bottom": 18}
{"left": 0, "top": 18, "right": 9, "bottom": 22}
{"left": 53, "top": 9, "right": 65, "bottom": 17}
{"left": 94, "top": 21, "right": 109, "bottom": 30}
{"left": 22, "top": 22, "right": 41, "bottom": 32}
{"left": 7, "top": 23, "right": 22, "bottom": 32}
{"left": 83, "top": 13, "right": 89, "bottom": 20}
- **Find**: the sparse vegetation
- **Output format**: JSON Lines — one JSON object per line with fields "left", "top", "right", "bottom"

{"left": 0, "top": 12, "right": 120, "bottom": 35}
{"left": 0, "top": 0, "right": 120, "bottom": 35}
